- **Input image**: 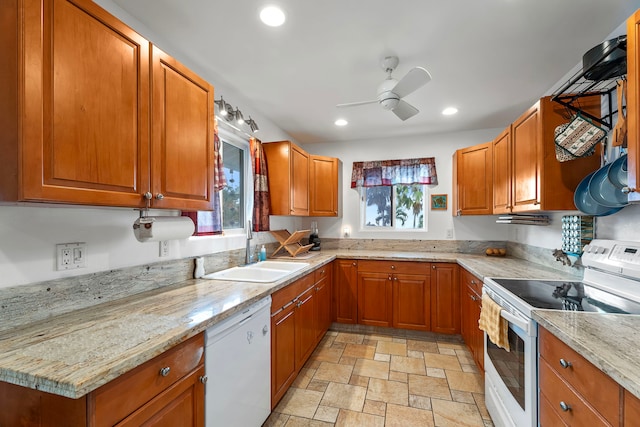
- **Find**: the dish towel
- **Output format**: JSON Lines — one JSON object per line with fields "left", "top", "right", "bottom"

{"left": 479, "top": 293, "right": 510, "bottom": 351}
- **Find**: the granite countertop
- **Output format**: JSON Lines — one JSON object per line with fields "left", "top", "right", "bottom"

{"left": 1, "top": 249, "right": 638, "bottom": 400}
{"left": 533, "top": 310, "right": 640, "bottom": 399}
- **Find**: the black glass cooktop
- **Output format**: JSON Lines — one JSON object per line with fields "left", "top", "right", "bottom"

{"left": 490, "top": 278, "right": 640, "bottom": 314}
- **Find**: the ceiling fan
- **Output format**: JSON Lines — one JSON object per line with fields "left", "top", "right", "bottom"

{"left": 336, "top": 56, "right": 432, "bottom": 121}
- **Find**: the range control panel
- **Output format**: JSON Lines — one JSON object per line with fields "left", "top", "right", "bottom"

{"left": 583, "top": 240, "right": 640, "bottom": 279}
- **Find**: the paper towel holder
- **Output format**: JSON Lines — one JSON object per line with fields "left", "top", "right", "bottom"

{"left": 132, "top": 196, "right": 195, "bottom": 242}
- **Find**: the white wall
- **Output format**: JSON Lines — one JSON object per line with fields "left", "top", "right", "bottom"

{"left": 301, "top": 129, "right": 509, "bottom": 241}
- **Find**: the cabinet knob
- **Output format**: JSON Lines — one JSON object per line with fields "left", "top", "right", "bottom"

{"left": 533, "top": 201, "right": 540, "bottom": 206}
{"left": 390, "top": 265, "right": 395, "bottom": 270}
{"left": 393, "top": 276, "right": 398, "bottom": 281}
{"left": 622, "top": 186, "right": 637, "bottom": 194}
{"left": 199, "top": 375, "right": 208, "bottom": 384}
{"left": 316, "top": 287, "right": 320, "bottom": 291}
{"left": 143, "top": 192, "right": 153, "bottom": 200}
{"left": 471, "top": 280, "right": 476, "bottom": 284}
{"left": 470, "top": 295, "right": 477, "bottom": 301}
{"left": 159, "top": 366, "right": 171, "bottom": 377}
{"left": 352, "top": 262, "right": 357, "bottom": 266}
{"left": 432, "top": 265, "right": 436, "bottom": 269}
{"left": 559, "top": 358, "right": 572, "bottom": 369}
{"left": 388, "top": 275, "right": 392, "bottom": 280}
{"left": 456, "top": 209, "right": 462, "bottom": 216}
{"left": 155, "top": 193, "right": 164, "bottom": 200}
{"left": 559, "top": 401, "right": 571, "bottom": 412}
{"left": 321, "top": 269, "right": 325, "bottom": 274}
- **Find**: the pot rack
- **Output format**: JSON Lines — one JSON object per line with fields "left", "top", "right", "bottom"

{"left": 551, "top": 37, "right": 626, "bottom": 130}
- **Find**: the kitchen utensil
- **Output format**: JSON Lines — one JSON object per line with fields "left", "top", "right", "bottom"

{"left": 612, "top": 80, "right": 627, "bottom": 147}
{"left": 574, "top": 171, "right": 622, "bottom": 216}
{"left": 607, "top": 154, "right": 628, "bottom": 189}
{"left": 583, "top": 36, "right": 627, "bottom": 81}
{"left": 587, "top": 164, "right": 628, "bottom": 207}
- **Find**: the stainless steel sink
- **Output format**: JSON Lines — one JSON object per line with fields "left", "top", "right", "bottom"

{"left": 202, "top": 261, "right": 309, "bottom": 283}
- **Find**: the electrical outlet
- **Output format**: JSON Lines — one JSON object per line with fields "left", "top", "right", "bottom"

{"left": 159, "top": 241, "right": 170, "bottom": 257}
{"left": 446, "top": 229, "right": 453, "bottom": 239}
{"left": 56, "top": 243, "right": 87, "bottom": 270}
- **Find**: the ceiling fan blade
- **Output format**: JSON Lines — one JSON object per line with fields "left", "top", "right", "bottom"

{"left": 392, "top": 67, "right": 432, "bottom": 98}
{"left": 392, "top": 100, "right": 419, "bottom": 121}
{"left": 336, "top": 99, "right": 378, "bottom": 108}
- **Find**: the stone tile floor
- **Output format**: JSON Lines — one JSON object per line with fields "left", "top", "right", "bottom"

{"left": 264, "top": 330, "right": 494, "bottom": 427}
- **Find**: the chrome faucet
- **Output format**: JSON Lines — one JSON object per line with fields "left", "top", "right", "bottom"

{"left": 245, "top": 220, "right": 254, "bottom": 265}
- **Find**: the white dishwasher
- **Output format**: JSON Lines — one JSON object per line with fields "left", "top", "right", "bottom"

{"left": 205, "top": 295, "right": 271, "bottom": 427}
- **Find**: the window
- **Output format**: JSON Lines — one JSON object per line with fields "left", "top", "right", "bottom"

{"left": 222, "top": 141, "right": 244, "bottom": 229}
{"left": 362, "top": 184, "right": 426, "bottom": 230}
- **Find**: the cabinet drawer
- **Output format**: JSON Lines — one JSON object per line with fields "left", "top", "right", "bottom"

{"left": 460, "top": 268, "right": 482, "bottom": 296}
{"left": 314, "top": 264, "right": 330, "bottom": 283}
{"left": 539, "top": 392, "right": 569, "bottom": 427}
{"left": 271, "top": 274, "right": 315, "bottom": 312}
{"left": 539, "top": 328, "right": 619, "bottom": 424}
{"left": 357, "top": 260, "right": 430, "bottom": 275}
{"left": 90, "top": 333, "right": 205, "bottom": 427}
{"left": 539, "top": 358, "right": 610, "bottom": 427}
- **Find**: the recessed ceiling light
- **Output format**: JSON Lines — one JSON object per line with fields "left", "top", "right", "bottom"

{"left": 334, "top": 119, "right": 348, "bottom": 126}
{"left": 442, "top": 107, "right": 458, "bottom": 116}
{"left": 260, "top": 6, "right": 286, "bottom": 27}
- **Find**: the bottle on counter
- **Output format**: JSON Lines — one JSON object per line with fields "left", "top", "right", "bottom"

{"left": 259, "top": 245, "right": 267, "bottom": 261}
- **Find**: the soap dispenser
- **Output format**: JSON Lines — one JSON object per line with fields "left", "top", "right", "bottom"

{"left": 259, "top": 245, "right": 267, "bottom": 261}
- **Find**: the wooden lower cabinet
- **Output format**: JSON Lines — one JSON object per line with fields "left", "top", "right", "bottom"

{"left": 0, "top": 333, "right": 205, "bottom": 427}
{"left": 460, "top": 268, "right": 484, "bottom": 371}
{"left": 357, "top": 271, "right": 393, "bottom": 327}
{"left": 271, "top": 265, "right": 333, "bottom": 409}
{"left": 392, "top": 272, "right": 431, "bottom": 331}
{"left": 624, "top": 390, "right": 640, "bottom": 426}
{"left": 430, "top": 263, "right": 460, "bottom": 334}
{"left": 334, "top": 259, "right": 358, "bottom": 323}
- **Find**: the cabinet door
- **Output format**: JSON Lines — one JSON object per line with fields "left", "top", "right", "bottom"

{"left": 492, "top": 127, "right": 512, "bottom": 214}
{"left": 19, "top": 0, "right": 150, "bottom": 207}
{"left": 392, "top": 273, "right": 430, "bottom": 331}
{"left": 357, "top": 271, "right": 392, "bottom": 327}
{"left": 334, "top": 260, "right": 358, "bottom": 323}
{"left": 472, "top": 297, "right": 483, "bottom": 371}
{"left": 295, "top": 286, "right": 316, "bottom": 370}
{"left": 511, "top": 102, "right": 541, "bottom": 212}
{"left": 454, "top": 142, "right": 493, "bottom": 215}
{"left": 628, "top": 9, "right": 640, "bottom": 203}
{"left": 151, "top": 46, "right": 215, "bottom": 210}
{"left": 116, "top": 365, "right": 205, "bottom": 427}
{"left": 271, "top": 304, "right": 296, "bottom": 408}
{"left": 430, "top": 264, "right": 460, "bottom": 334}
{"left": 624, "top": 389, "right": 640, "bottom": 426}
{"left": 290, "top": 145, "right": 310, "bottom": 215}
{"left": 314, "top": 267, "right": 333, "bottom": 340}
{"left": 309, "top": 155, "right": 338, "bottom": 216}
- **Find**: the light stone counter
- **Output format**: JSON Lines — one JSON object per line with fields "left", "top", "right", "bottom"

{"left": 533, "top": 310, "right": 640, "bottom": 399}
{"left": 0, "top": 250, "right": 588, "bottom": 400}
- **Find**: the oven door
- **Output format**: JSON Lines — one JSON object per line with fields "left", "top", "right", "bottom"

{"left": 483, "top": 307, "right": 537, "bottom": 427}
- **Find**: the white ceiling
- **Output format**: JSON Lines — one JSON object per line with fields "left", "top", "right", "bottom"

{"left": 114, "top": 0, "right": 639, "bottom": 144}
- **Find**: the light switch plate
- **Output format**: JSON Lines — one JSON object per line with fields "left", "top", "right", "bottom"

{"left": 56, "top": 242, "right": 87, "bottom": 270}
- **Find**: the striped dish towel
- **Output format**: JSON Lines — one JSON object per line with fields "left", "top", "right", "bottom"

{"left": 479, "top": 293, "right": 510, "bottom": 351}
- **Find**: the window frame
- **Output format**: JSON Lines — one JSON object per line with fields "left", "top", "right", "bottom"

{"left": 359, "top": 184, "right": 428, "bottom": 232}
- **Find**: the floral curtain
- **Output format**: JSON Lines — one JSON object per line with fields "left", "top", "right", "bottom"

{"left": 351, "top": 157, "right": 438, "bottom": 188}
{"left": 250, "top": 137, "right": 270, "bottom": 232}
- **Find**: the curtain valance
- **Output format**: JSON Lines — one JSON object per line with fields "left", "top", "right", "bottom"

{"left": 350, "top": 157, "right": 438, "bottom": 188}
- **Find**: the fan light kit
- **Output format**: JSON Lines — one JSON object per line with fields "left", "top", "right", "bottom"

{"left": 336, "top": 55, "right": 432, "bottom": 121}
{"left": 260, "top": 6, "right": 285, "bottom": 27}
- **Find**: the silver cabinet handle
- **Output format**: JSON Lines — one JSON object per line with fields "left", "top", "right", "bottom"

{"left": 159, "top": 366, "right": 171, "bottom": 377}
{"left": 199, "top": 375, "right": 208, "bottom": 384}
{"left": 559, "top": 401, "right": 571, "bottom": 412}
{"left": 155, "top": 193, "right": 164, "bottom": 200}
{"left": 559, "top": 358, "right": 572, "bottom": 369}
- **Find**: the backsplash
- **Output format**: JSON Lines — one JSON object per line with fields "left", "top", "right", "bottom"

{"left": 320, "top": 238, "right": 505, "bottom": 253}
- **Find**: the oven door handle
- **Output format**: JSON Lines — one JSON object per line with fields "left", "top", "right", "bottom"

{"left": 500, "top": 309, "right": 530, "bottom": 335}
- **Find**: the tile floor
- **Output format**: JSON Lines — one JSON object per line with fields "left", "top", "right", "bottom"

{"left": 264, "top": 330, "right": 494, "bottom": 427}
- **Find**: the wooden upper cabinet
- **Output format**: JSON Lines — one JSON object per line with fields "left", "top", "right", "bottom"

{"left": 309, "top": 155, "right": 339, "bottom": 216}
{"left": 452, "top": 141, "right": 493, "bottom": 215}
{"left": 263, "top": 141, "right": 310, "bottom": 216}
{"left": 492, "top": 127, "right": 512, "bottom": 214}
{"left": 150, "top": 46, "right": 215, "bottom": 210}
{"left": 2, "top": 0, "right": 150, "bottom": 207}
{"left": 628, "top": 9, "right": 640, "bottom": 203}
{"left": 505, "top": 96, "right": 601, "bottom": 213}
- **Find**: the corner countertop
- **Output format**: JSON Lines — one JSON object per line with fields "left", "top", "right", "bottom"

{"left": 533, "top": 310, "right": 640, "bottom": 399}
{"left": 1, "top": 249, "right": 636, "bottom": 400}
